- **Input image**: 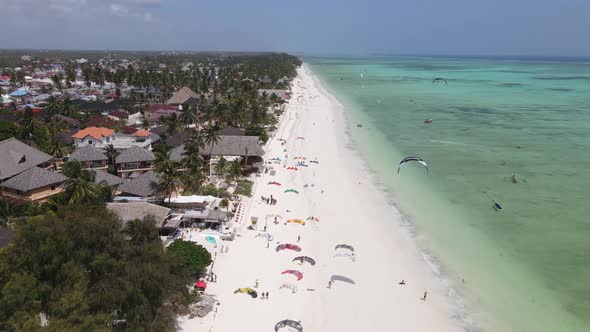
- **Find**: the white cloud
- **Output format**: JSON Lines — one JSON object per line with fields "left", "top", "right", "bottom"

{"left": 3, "top": 0, "right": 167, "bottom": 21}
{"left": 110, "top": 4, "right": 129, "bottom": 16}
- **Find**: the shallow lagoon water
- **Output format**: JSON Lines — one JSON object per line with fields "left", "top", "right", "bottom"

{"left": 307, "top": 56, "right": 590, "bottom": 331}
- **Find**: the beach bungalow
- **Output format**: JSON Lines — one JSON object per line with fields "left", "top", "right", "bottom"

{"left": 72, "top": 127, "right": 116, "bottom": 147}
{"left": 117, "top": 171, "right": 159, "bottom": 197}
{"left": 106, "top": 202, "right": 180, "bottom": 236}
{"left": 0, "top": 166, "right": 68, "bottom": 202}
{"left": 115, "top": 146, "right": 156, "bottom": 179}
{"left": 68, "top": 145, "right": 108, "bottom": 170}
{"left": 0, "top": 138, "right": 54, "bottom": 181}
{"left": 166, "top": 87, "right": 200, "bottom": 105}
{"left": 51, "top": 114, "right": 80, "bottom": 128}
{"left": 92, "top": 169, "right": 124, "bottom": 188}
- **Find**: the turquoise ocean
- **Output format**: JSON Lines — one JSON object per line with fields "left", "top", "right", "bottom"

{"left": 306, "top": 56, "right": 590, "bottom": 332}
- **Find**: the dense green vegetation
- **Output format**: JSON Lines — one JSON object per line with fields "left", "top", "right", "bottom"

{"left": 0, "top": 206, "right": 207, "bottom": 331}
{"left": 167, "top": 240, "right": 212, "bottom": 274}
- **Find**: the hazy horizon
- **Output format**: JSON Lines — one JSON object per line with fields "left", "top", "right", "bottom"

{"left": 1, "top": 0, "right": 590, "bottom": 56}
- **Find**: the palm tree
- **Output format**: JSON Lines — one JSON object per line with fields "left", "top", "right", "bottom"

{"left": 104, "top": 144, "right": 119, "bottom": 174}
{"left": 61, "top": 97, "right": 78, "bottom": 118}
{"left": 61, "top": 160, "right": 100, "bottom": 205}
{"left": 164, "top": 113, "right": 183, "bottom": 135}
{"left": 45, "top": 96, "right": 62, "bottom": 115}
{"left": 227, "top": 159, "right": 243, "bottom": 183}
{"left": 156, "top": 159, "right": 181, "bottom": 202}
{"left": 202, "top": 123, "right": 222, "bottom": 178}
{"left": 179, "top": 104, "right": 197, "bottom": 127}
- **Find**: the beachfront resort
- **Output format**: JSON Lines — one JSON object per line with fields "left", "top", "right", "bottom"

{"left": 0, "top": 51, "right": 464, "bottom": 331}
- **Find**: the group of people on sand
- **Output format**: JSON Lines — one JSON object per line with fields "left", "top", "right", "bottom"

{"left": 261, "top": 195, "right": 277, "bottom": 205}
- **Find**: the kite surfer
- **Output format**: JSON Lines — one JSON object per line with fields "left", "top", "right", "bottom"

{"left": 511, "top": 174, "right": 517, "bottom": 183}
{"left": 421, "top": 291, "right": 428, "bottom": 301}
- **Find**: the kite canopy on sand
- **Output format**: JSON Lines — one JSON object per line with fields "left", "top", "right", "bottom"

{"left": 275, "top": 319, "right": 303, "bottom": 332}
{"left": 279, "top": 283, "right": 298, "bottom": 293}
{"left": 306, "top": 216, "right": 320, "bottom": 222}
{"left": 432, "top": 77, "right": 448, "bottom": 85}
{"left": 287, "top": 166, "right": 299, "bottom": 171}
{"left": 287, "top": 219, "right": 306, "bottom": 225}
{"left": 293, "top": 256, "right": 316, "bottom": 266}
{"left": 281, "top": 270, "right": 304, "bottom": 281}
{"left": 268, "top": 181, "right": 282, "bottom": 186}
{"left": 296, "top": 136, "right": 305, "bottom": 140}
{"left": 284, "top": 189, "right": 299, "bottom": 194}
{"left": 334, "top": 252, "right": 356, "bottom": 261}
{"left": 256, "top": 232, "right": 274, "bottom": 241}
{"left": 330, "top": 275, "right": 356, "bottom": 285}
{"left": 276, "top": 243, "right": 302, "bottom": 252}
{"left": 397, "top": 156, "right": 429, "bottom": 174}
{"left": 234, "top": 287, "right": 258, "bottom": 298}
{"left": 335, "top": 244, "right": 355, "bottom": 253}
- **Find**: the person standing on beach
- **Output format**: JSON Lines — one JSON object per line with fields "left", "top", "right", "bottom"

{"left": 328, "top": 280, "right": 333, "bottom": 289}
{"left": 297, "top": 235, "right": 301, "bottom": 242}
{"left": 422, "top": 291, "right": 428, "bottom": 301}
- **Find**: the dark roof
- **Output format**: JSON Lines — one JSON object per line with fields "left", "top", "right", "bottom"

{"left": 201, "top": 136, "right": 264, "bottom": 157}
{"left": 0, "top": 166, "right": 68, "bottom": 192}
{"left": 0, "top": 138, "right": 53, "bottom": 180}
{"left": 115, "top": 146, "right": 155, "bottom": 164}
{"left": 75, "top": 99, "right": 127, "bottom": 112}
{"left": 108, "top": 111, "right": 129, "bottom": 119}
{"left": 219, "top": 125, "right": 245, "bottom": 136}
{"left": 53, "top": 129, "right": 76, "bottom": 146}
{"left": 119, "top": 126, "right": 139, "bottom": 135}
{"left": 117, "top": 171, "right": 159, "bottom": 197}
{"left": 169, "top": 145, "right": 185, "bottom": 162}
{"left": 165, "top": 131, "right": 191, "bottom": 148}
{"left": 82, "top": 117, "right": 120, "bottom": 128}
{"left": 92, "top": 169, "right": 124, "bottom": 186}
{"left": 144, "top": 104, "right": 177, "bottom": 113}
{"left": 51, "top": 114, "right": 80, "bottom": 126}
{"left": 150, "top": 125, "right": 168, "bottom": 136}
{"left": 69, "top": 145, "right": 107, "bottom": 162}
{"left": 0, "top": 226, "right": 14, "bottom": 249}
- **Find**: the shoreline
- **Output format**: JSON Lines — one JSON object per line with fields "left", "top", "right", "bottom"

{"left": 178, "top": 65, "right": 465, "bottom": 331}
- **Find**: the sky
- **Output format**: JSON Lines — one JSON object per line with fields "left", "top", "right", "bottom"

{"left": 1, "top": 0, "right": 590, "bottom": 56}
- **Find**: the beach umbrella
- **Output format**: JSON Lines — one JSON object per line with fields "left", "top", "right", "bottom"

{"left": 234, "top": 287, "right": 258, "bottom": 298}
{"left": 284, "top": 189, "right": 299, "bottom": 194}
{"left": 275, "top": 319, "right": 303, "bottom": 332}
{"left": 194, "top": 280, "right": 207, "bottom": 290}
{"left": 281, "top": 270, "right": 304, "bottom": 281}
{"left": 330, "top": 275, "right": 356, "bottom": 285}
{"left": 279, "top": 283, "right": 298, "bottom": 293}
{"left": 293, "top": 256, "right": 316, "bottom": 266}
{"left": 335, "top": 244, "right": 355, "bottom": 253}
{"left": 276, "top": 243, "right": 302, "bottom": 252}
{"left": 397, "top": 156, "right": 429, "bottom": 174}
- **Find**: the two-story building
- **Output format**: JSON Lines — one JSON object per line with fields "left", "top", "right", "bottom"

{"left": 115, "top": 146, "right": 156, "bottom": 179}
{"left": 72, "top": 127, "right": 116, "bottom": 148}
{"left": 68, "top": 145, "right": 108, "bottom": 170}
{"left": 0, "top": 138, "right": 67, "bottom": 202}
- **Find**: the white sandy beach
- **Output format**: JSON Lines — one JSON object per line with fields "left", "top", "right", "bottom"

{"left": 178, "top": 65, "right": 463, "bottom": 332}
